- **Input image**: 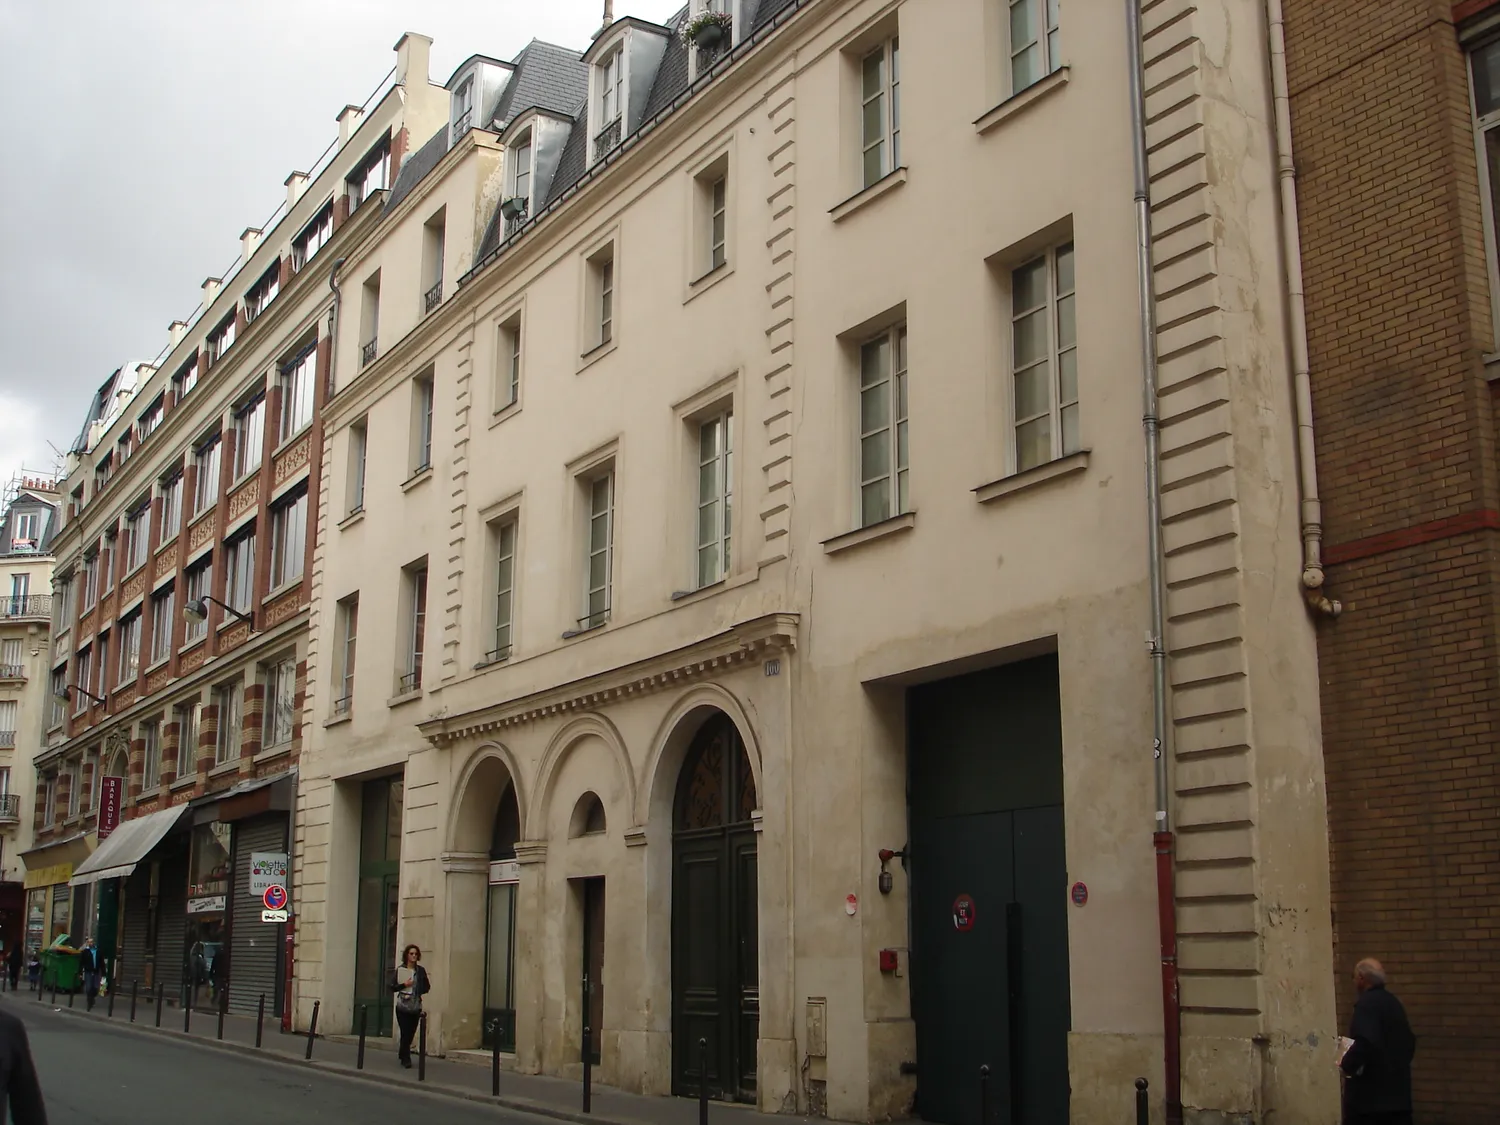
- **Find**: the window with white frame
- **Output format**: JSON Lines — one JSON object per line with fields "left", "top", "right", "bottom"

{"left": 400, "top": 563, "right": 428, "bottom": 693}
{"left": 860, "top": 37, "right": 901, "bottom": 188}
{"left": 194, "top": 436, "right": 221, "bottom": 514}
{"left": 214, "top": 680, "right": 242, "bottom": 765}
{"left": 124, "top": 501, "right": 151, "bottom": 572}
{"left": 495, "top": 316, "right": 522, "bottom": 412}
{"left": 149, "top": 584, "right": 174, "bottom": 665}
{"left": 225, "top": 529, "right": 256, "bottom": 614}
{"left": 0, "top": 638, "right": 19, "bottom": 673}
{"left": 598, "top": 50, "right": 624, "bottom": 150}
{"left": 292, "top": 203, "right": 333, "bottom": 272}
{"left": 587, "top": 244, "right": 616, "bottom": 350}
{"left": 233, "top": 395, "right": 266, "bottom": 480}
{"left": 281, "top": 346, "right": 316, "bottom": 440}
{"left": 410, "top": 372, "right": 434, "bottom": 476}
{"left": 262, "top": 657, "right": 297, "bottom": 748}
{"left": 246, "top": 262, "right": 280, "bottom": 323}
{"left": 360, "top": 272, "right": 381, "bottom": 366}
{"left": 138, "top": 397, "right": 164, "bottom": 442}
{"left": 66, "top": 758, "right": 80, "bottom": 819}
{"left": 1009, "top": 0, "right": 1061, "bottom": 94}
{"left": 348, "top": 137, "right": 391, "bottom": 210}
{"left": 95, "top": 631, "right": 108, "bottom": 697}
{"left": 207, "top": 314, "right": 236, "bottom": 363}
{"left": 160, "top": 473, "right": 183, "bottom": 541}
{"left": 696, "top": 412, "right": 733, "bottom": 587}
{"left": 423, "top": 209, "right": 446, "bottom": 312}
{"left": 583, "top": 471, "right": 614, "bottom": 629}
{"left": 0, "top": 766, "right": 9, "bottom": 797}
{"left": 54, "top": 575, "right": 72, "bottom": 631}
{"left": 453, "top": 78, "right": 475, "bottom": 137}
{"left": 184, "top": 560, "right": 211, "bottom": 642}
{"left": 49, "top": 665, "right": 66, "bottom": 728}
{"left": 1010, "top": 242, "right": 1077, "bottom": 472}
{"left": 270, "top": 489, "right": 307, "bottom": 589}
{"left": 347, "top": 419, "right": 368, "bottom": 514}
{"left": 858, "top": 325, "right": 910, "bottom": 527}
{"left": 490, "top": 518, "right": 517, "bottom": 661}
{"left": 174, "top": 355, "right": 199, "bottom": 398}
{"left": 510, "top": 133, "right": 533, "bottom": 214}
{"left": 82, "top": 552, "right": 99, "bottom": 610}
{"left": 141, "top": 720, "right": 161, "bottom": 791}
{"left": 175, "top": 700, "right": 199, "bottom": 776}
{"left": 42, "top": 773, "right": 56, "bottom": 825}
{"left": 73, "top": 647, "right": 92, "bottom": 713}
{"left": 11, "top": 510, "right": 37, "bottom": 549}
{"left": 0, "top": 701, "right": 15, "bottom": 741}
{"left": 117, "top": 612, "right": 141, "bottom": 683}
{"left": 708, "top": 176, "right": 727, "bottom": 271}
{"left": 335, "top": 595, "right": 358, "bottom": 714}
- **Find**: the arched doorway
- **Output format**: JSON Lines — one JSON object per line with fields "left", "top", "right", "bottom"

{"left": 672, "top": 712, "right": 758, "bottom": 1101}
{"left": 484, "top": 782, "right": 520, "bottom": 1051}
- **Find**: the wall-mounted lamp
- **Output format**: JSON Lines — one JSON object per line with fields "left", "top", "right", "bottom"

{"left": 183, "top": 596, "right": 256, "bottom": 633}
{"left": 877, "top": 847, "right": 906, "bottom": 895}
{"left": 53, "top": 684, "right": 106, "bottom": 707}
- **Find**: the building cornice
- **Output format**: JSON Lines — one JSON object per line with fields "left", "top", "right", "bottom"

{"left": 418, "top": 611, "right": 798, "bottom": 746}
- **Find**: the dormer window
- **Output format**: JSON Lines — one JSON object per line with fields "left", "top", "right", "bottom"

{"left": 137, "top": 396, "right": 164, "bottom": 442}
{"left": 453, "top": 78, "right": 475, "bottom": 138}
{"left": 506, "top": 132, "right": 533, "bottom": 235}
{"left": 595, "top": 51, "right": 624, "bottom": 159}
{"left": 292, "top": 203, "right": 333, "bottom": 272}
{"left": 245, "top": 262, "right": 280, "bottom": 323}
{"left": 173, "top": 355, "right": 199, "bottom": 398}
{"left": 207, "top": 313, "right": 236, "bottom": 363}
{"left": 347, "top": 136, "right": 391, "bottom": 212}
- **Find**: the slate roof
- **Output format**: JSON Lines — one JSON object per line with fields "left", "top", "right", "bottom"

{"left": 493, "top": 41, "right": 590, "bottom": 129}
{"left": 641, "top": 8, "right": 691, "bottom": 121}
{"left": 385, "top": 126, "right": 449, "bottom": 214}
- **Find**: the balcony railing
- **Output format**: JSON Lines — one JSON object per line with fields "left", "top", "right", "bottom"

{"left": 333, "top": 694, "right": 352, "bottom": 717}
{"left": 361, "top": 339, "right": 378, "bottom": 367}
{"left": 0, "top": 794, "right": 18, "bottom": 825}
{"left": 397, "top": 669, "right": 422, "bottom": 695}
{"left": 424, "top": 281, "right": 443, "bottom": 314}
{"left": 0, "top": 664, "right": 24, "bottom": 680}
{"left": 594, "top": 117, "right": 622, "bottom": 161}
{"left": 0, "top": 595, "right": 50, "bottom": 620}
{"left": 0, "top": 731, "right": 14, "bottom": 750}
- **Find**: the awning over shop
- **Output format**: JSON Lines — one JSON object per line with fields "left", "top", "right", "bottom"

{"left": 21, "top": 833, "right": 94, "bottom": 888}
{"left": 68, "top": 804, "right": 191, "bottom": 887}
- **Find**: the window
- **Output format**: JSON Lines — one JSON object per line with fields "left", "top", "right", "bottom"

{"left": 73, "top": 647, "right": 92, "bottom": 713}
{"left": 141, "top": 721, "right": 161, "bottom": 791}
{"left": 225, "top": 531, "right": 256, "bottom": 614}
{"left": 95, "top": 632, "right": 108, "bottom": 697}
{"left": 117, "top": 613, "right": 141, "bottom": 683}
{"left": 262, "top": 658, "right": 296, "bottom": 748}
{"left": 347, "top": 420, "right": 368, "bottom": 514}
{"left": 1011, "top": 242, "right": 1077, "bottom": 471}
{"left": 54, "top": 576, "right": 72, "bottom": 631}
{"left": 495, "top": 316, "right": 521, "bottom": 412}
{"left": 709, "top": 176, "right": 727, "bottom": 271}
{"left": 510, "top": 135, "right": 533, "bottom": 215}
{"left": 0, "top": 638, "right": 20, "bottom": 674}
{"left": 184, "top": 560, "right": 211, "bottom": 643}
{"left": 858, "top": 325, "right": 910, "bottom": 527}
{"left": 0, "top": 767, "right": 9, "bottom": 797}
{"left": 194, "top": 436, "right": 221, "bottom": 514}
{"left": 453, "top": 78, "right": 475, "bottom": 137}
{"left": 423, "top": 209, "right": 446, "bottom": 313}
{"left": 335, "top": 595, "right": 358, "bottom": 714}
{"left": 1009, "top": 0, "right": 1061, "bottom": 93}
{"left": 124, "top": 502, "right": 151, "bottom": 572}
{"left": 43, "top": 775, "right": 55, "bottom": 826}
{"left": 360, "top": 272, "right": 381, "bottom": 367}
{"left": 160, "top": 473, "right": 183, "bottom": 541}
{"left": 138, "top": 397, "right": 164, "bottom": 442}
{"left": 410, "top": 373, "right": 434, "bottom": 476}
{"left": 117, "top": 433, "right": 132, "bottom": 469}
{"left": 207, "top": 314, "right": 236, "bottom": 363}
{"left": 0, "top": 701, "right": 14, "bottom": 741}
{"left": 600, "top": 50, "right": 623, "bottom": 129}
{"left": 490, "top": 519, "right": 517, "bottom": 661}
{"left": 584, "top": 472, "right": 614, "bottom": 629}
{"left": 270, "top": 489, "right": 307, "bottom": 589}
{"left": 82, "top": 748, "right": 97, "bottom": 809}
{"left": 49, "top": 666, "right": 66, "bottom": 727}
{"left": 66, "top": 758, "right": 81, "bottom": 818}
{"left": 587, "top": 244, "right": 616, "bottom": 351}
{"left": 94, "top": 452, "right": 112, "bottom": 495}
{"left": 69, "top": 486, "right": 83, "bottom": 521}
{"left": 233, "top": 395, "right": 266, "bottom": 479}
{"left": 245, "top": 262, "right": 280, "bottom": 322}
{"left": 292, "top": 203, "right": 333, "bottom": 272}
{"left": 82, "top": 552, "right": 99, "bottom": 610}
{"left": 281, "top": 346, "right": 316, "bottom": 439}
{"left": 401, "top": 564, "right": 428, "bottom": 693}
{"left": 697, "top": 412, "right": 733, "bottom": 587}
{"left": 175, "top": 701, "right": 200, "bottom": 776}
{"left": 174, "top": 355, "right": 199, "bottom": 398}
{"left": 214, "top": 681, "right": 242, "bottom": 765}
{"left": 860, "top": 38, "right": 901, "bottom": 188}
{"left": 149, "top": 585, "right": 174, "bottom": 665}
{"left": 348, "top": 137, "right": 391, "bottom": 211}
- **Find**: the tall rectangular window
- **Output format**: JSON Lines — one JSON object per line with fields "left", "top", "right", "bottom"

{"left": 0, "top": 638, "right": 20, "bottom": 674}
{"left": 137, "top": 397, "right": 164, "bottom": 442}
{"left": 117, "top": 613, "right": 141, "bottom": 683}
{"left": 82, "top": 552, "right": 98, "bottom": 609}
{"left": 491, "top": 520, "right": 517, "bottom": 661}
{"left": 410, "top": 374, "right": 434, "bottom": 476}
{"left": 0, "top": 701, "right": 14, "bottom": 742}
{"left": 245, "top": 263, "right": 280, "bottom": 322}
{"left": 95, "top": 632, "right": 108, "bottom": 698}
{"left": 174, "top": 355, "right": 199, "bottom": 398}
{"left": 176, "top": 700, "right": 199, "bottom": 777}
{"left": 588, "top": 245, "right": 616, "bottom": 350}
{"left": 859, "top": 325, "right": 910, "bottom": 527}
{"left": 49, "top": 666, "right": 66, "bottom": 728}
{"left": 194, "top": 437, "right": 221, "bottom": 514}
{"left": 66, "top": 758, "right": 80, "bottom": 819}
{"left": 149, "top": 585, "right": 174, "bottom": 665}
{"left": 347, "top": 420, "right": 368, "bottom": 514}
{"left": 512, "top": 137, "right": 532, "bottom": 210}
{"left": 262, "top": 658, "right": 297, "bottom": 748}
{"left": 348, "top": 138, "right": 391, "bottom": 210}
{"left": 42, "top": 774, "right": 56, "bottom": 826}
{"left": 495, "top": 318, "right": 521, "bottom": 412}
{"left": 401, "top": 565, "right": 428, "bottom": 693}
{"left": 73, "top": 647, "right": 92, "bottom": 713}
{"left": 125, "top": 503, "right": 151, "bottom": 572}
{"left": 600, "top": 51, "right": 623, "bottom": 126}
{"left": 584, "top": 472, "right": 614, "bottom": 629}
{"left": 335, "top": 595, "right": 358, "bottom": 714}
{"left": 453, "top": 78, "right": 475, "bottom": 136}
{"left": 184, "top": 560, "right": 211, "bottom": 643}
{"left": 709, "top": 177, "right": 727, "bottom": 271}
{"left": 141, "top": 721, "right": 161, "bottom": 791}
{"left": 207, "top": 314, "right": 236, "bottom": 363}
{"left": 214, "top": 681, "right": 242, "bottom": 765}
{"left": 270, "top": 490, "right": 307, "bottom": 589}
{"left": 361, "top": 272, "right": 381, "bottom": 367}
{"left": 1011, "top": 242, "right": 1077, "bottom": 472}
{"left": 233, "top": 396, "right": 266, "bottom": 480}
{"left": 225, "top": 531, "right": 256, "bottom": 614}
{"left": 861, "top": 38, "right": 901, "bottom": 188}
{"left": 423, "top": 209, "right": 446, "bottom": 313}
{"left": 280, "top": 347, "right": 315, "bottom": 439}
{"left": 160, "top": 473, "right": 183, "bottom": 541}
{"left": 292, "top": 204, "right": 333, "bottom": 272}
{"left": 1009, "top": 0, "right": 1061, "bottom": 93}
{"left": 697, "top": 412, "right": 733, "bottom": 587}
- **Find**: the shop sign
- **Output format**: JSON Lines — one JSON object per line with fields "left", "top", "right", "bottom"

{"left": 98, "top": 778, "right": 123, "bottom": 840}
{"left": 187, "top": 895, "right": 226, "bottom": 915}
{"left": 249, "top": 852, "right": 289, "bottom": 895}
{"left": 488, "top": 860, "right": 521, "bottom": 885}
{"left": 23, "top": 864, "right": 73, "bottom": 890}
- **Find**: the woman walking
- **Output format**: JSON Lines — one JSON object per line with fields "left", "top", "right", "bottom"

{"left": 391, "top": 944, "right": 430, "bottom": 1069}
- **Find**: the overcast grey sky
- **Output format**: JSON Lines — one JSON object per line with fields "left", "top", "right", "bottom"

{"left": 0, "top": 0, "right": 686, "bottom": 489}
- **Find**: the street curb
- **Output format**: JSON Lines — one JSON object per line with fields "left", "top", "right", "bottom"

{"left": 7, "top": 996, "right": 655, "bottom": 1125}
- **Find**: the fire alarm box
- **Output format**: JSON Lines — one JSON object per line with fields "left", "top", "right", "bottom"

{"left": 879, "top": 948, "right": 899, "bottom": 973}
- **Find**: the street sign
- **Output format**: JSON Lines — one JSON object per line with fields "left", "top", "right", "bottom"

{"left": 261, "top": 909, "right": 289, "bottom": 923}
{"left": 262, "top": 885, "right": 288, "bottom": 911}
{"left": 250, "top": 853, "right": 289, "bottom": 895}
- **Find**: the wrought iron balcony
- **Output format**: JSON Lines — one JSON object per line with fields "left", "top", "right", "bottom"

{"left": 0, "top": 664, "right": 24, "bottom": 680}
{"left": 452, "top": 108, "right": 473, "bottom": 138}
{"left": 333, "top": 694, "right": 352, "bottom": 717}
{"left": 361, "top": 339, "right": 378, "bottom": 367}
{"left": 0, "top": 732, "right": 14, "bottom": 750}
{"left": 397, "top": 669, "right": 422, "bottom": 695}
{"left": 424, "top": 281, "right": 443, "bottom": 314}
{"left": 593, "top": 117, "right": 622, "bottom": 161}
{"left": 0, "top": 794, "right": 18, "bottom": 825}
{"left": 0, "top": 595, "right": 50, "bottom": 621}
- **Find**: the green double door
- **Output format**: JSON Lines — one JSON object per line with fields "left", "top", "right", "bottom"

{"left": 353, "top": 778, "right": 403, "bottom": 1036}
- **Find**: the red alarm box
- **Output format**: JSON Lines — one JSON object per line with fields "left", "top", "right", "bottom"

{"left": 879, "top": 949, "right": 899, "bottom": 973}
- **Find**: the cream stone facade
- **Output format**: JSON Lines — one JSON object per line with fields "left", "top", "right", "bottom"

{"left": 291, "top": 2, "right": 1339, "bottom": 1122}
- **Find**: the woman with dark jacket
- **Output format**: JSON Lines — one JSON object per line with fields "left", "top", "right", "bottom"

{"left": 391, "top": 944, "right": 430, "bottom": 1069}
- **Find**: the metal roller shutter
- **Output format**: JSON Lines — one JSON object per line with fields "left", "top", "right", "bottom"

{"left": 156, "top": 838, "right": 189, "bottom": 1006}
{"left": 229, "top": 816, "right": 286, "bottom": 1015}
{"left": 118, "top": 868, "right": 151, "bottom": 995}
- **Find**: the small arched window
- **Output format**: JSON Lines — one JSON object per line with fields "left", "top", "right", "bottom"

{"left": 569, "top": 791, "right": 607, "bottom": 838}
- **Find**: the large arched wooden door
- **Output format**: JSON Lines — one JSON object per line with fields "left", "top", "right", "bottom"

{"left": 672, "top": 713, "right": 758, "bottom": 1101}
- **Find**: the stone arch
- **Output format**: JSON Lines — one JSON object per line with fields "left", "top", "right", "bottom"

{"left": 638, "top": 683, "right": 763, "bottom": 829}
{"left": 447, "top": 741, "right": 527, "bottom": 854}
{"left": 569, "top": 792, "right": 607, "bottom": 838}
{"left": 528, "top": 713, "right": 636, "bottom": 836}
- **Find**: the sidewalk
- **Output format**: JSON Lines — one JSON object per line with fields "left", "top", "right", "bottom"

{"left": 0, "top": 985, "right": 817, "bottom": 1125}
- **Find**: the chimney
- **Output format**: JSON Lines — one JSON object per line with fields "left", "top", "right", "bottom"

{"left": 202, "top": 277, "right": 221, "bottom": 309}
{"left": 240, "top": 227, "right": 262, "bottom": 265}
{"left": 603, "top": 0, "right": 614, "bottom": 30}
{"left": 285, "top": 171, "right": 309, "bottom": 208}
{"left": 337, "top": 104, "right": 364, "bottom": 146}
{"left": 394, "top": 32, "right": 433, "bottom": 87}
{"left": 169, "top": 320, "right": 187, "bottom": 349}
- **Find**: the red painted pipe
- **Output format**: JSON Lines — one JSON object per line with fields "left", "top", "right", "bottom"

{"left": 1155, "top": 831, "right": 1183, "bottom": 1125}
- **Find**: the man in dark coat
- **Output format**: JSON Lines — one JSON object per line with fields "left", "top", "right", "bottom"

{"left": 5, "top": 946, "right": 20, "bottom": 993}
{"left": 77, "top": 940, "right": 102, "bottom": 1012}
{"left": 1340, "top": 958, "right": 1416, "bottom": 1125}
{"left": 0, "top": 1006, "right": 47, "bottom": 1123}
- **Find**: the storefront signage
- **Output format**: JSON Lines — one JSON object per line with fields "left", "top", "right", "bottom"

{"left": 261, "top": 909, "right": 289, "bottom": 923}
{"left": 187, "top": 895, "right": 226, "bottom": 915}
{"left": 249, "top": 852, "right": 289, "bottom": 895}
{"left": 23, "top": 863, "right": 73, "bottom": 890}
{"left": 98, "top": 778, "right": 123, "bottom": 840}
{"left": 488, "top": 860, "right": 521, "bottom": 885}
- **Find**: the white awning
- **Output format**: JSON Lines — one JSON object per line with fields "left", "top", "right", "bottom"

{"left": 69, "top": 804, "right": 191, "bottom": 886}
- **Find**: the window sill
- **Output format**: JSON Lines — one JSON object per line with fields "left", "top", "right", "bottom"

{"left": 974, "top": 66, "right": 1070, "bottom": 136}
{"left": 262, "top": 578, "right": 302, "bottom": 607}
{"left": 156, "top": 532, "right": 180, "bottom": 554}
{"left": 274, "top": 423, "right": 312, "bottom": 458}
{"left": 670, "top": 569, "right": 756, "bottom": 605}
{"left": 822, "top": 511, "right": 917, "bottom": 555}
{"left": 179, "top": 635, "right": 207, "bottom": 656}
{"left": 474, "top": 651, "right": 512, "bottom": 671}
{"left": 338, "top": 508, "right": 365, "bottom": 531}
{"left": 255, "top": 744, "right": 290, "bottom": 765}
{"left": 230, "top": 468, "right": 260, "bottom": 493}
{"left": 402, "top": 467, "right": 433, "bottom": 493}
{"left": 973, "top": 449, "right": 1090, "bottom": 504}
{"left": 323, "top": 712, "right": 352, "bottom": 729}
{"left": 143, "top": 655, "right": 171, "bottom": 679}
{"left": 208, "top": 759, "right": 240, "bottom": 779}
{"left": 684, "top": 261, "right": 734, "bottom": 305}
{"left": 830, "top": 167, "right": 908, "bottom": 224}
{"left": 561, "top": 618, "right": 609, "bottom": 641}
{"left": 171, "top": 773, "right": 200, "bottom": 791}
{"left": 387, "top": 689, "right": 423, "bottom": 708}
{"left": 577, "top": 337, "right": 618, "bottom": 374}
{"left": 488, "top": 400, "right": 522, "bottom": 430}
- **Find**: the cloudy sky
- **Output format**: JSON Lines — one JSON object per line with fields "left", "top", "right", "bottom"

{"left": 0, "top": 0, "right": 685, "bottom": 489}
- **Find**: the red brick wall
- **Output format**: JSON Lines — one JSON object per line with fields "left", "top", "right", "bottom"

{"left": 1285, "top": 2, "right": 1500, "bottom": 1118}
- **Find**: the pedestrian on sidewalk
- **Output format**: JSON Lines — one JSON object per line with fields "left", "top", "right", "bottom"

{"left": 1339, "top": 957, "right": 1416, "bottom": 1125}
{"left": 391, "top": 944, "right": 430, "bottom": 1070}
{"left": 0, "top": 1006, "right": 48, "bottom": 1124}
{"left": 5, "top": 944, "right": 20, "bottom": 993}
{"left": 78, "top": 939, "right": 103, "bottom": 1012}
{"left": 24, "top": 953, "right": 38, "bottom": 994}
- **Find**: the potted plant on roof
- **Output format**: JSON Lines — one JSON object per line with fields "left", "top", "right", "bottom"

{"left": 681, "top": 9, "right": 732, "bottom": 52}
{"left": 501, "top": 197, "right": 528, "bottom": 223}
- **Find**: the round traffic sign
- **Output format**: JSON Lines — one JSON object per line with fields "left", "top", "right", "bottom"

{"left": 262, "top": 884, "right": 288, "bottom": 911}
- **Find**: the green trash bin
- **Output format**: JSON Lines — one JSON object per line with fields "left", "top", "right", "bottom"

{"left": 40, "top": 936, "right": 82, "bottom": 993}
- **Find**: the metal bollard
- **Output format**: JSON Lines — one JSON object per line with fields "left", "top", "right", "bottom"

{"left": 67, "top": 984, "right": 74, "bottom": 1008}
{"left": 979, "top": 1064, "right": 991, "bottom": 1123}
{"left": 255, "top": 994, "right": 265, "bottom": 1048}
{"left": 356, "top": 1005, "right": 368, "bottom": 1070}
{"left": 699, "top": 1037, "right": 709, "bottom": 1125}
{"left": 129, "top": 980, "right": 138, "bottom": 1023}
{"left": 108, "top": 981, "right": 116, "bottom": 1018}
{"left": 418, "top": 1012, "right": 427, "bottom": 1082}
{"left": 217, "top": 988, "right": 227, "bottom": 1040}
{"left": 50, "top": 979, "right": 57, "bottom": 1005}
{"left": 491, "top": 1021, "right": 501, "bottom": 1097}
{"left": 1135, "top": 1078, "right": 1149, "bottom": 1125}
{"left": 155, "top": 983, "right": 164, "bottom": 1028}
{"left": 582, "top": 1024, "right": 592, "bottom": 1113}
{"left": 184, "top": 993, "right": 192, "bottom": 1033}
{"left": 305, "top": 1000, "right": 320, "bottom": 1059}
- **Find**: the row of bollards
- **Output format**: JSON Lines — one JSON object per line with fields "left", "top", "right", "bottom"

{"left": 970, "top": 1065, "right": 1147, "bottom": 1124}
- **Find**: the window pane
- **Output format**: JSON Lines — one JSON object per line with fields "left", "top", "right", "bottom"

{"left": 1058, "top": 348, "right": 1078, "bottom": 405}
{"left": 1012, "top": 45, "right": 1041, "bottom": 92}
{"left": 1011, "top": 0, "right": 1036, "bottom": 48}
{"left": 862, "top": 144, "right": 884, "bottom": 187}
{"left": 698, "top": 544, "right": 719, "bottom": 589}
{"left": 1061, "top": 402, "right": 1080, "bottom": 455}
{"left": 861, "top": 431, "right": 891, "bottom": 480}
{"left": 1014, "top": 364, "right": 1050, "bottom": 420}
{"left": 1056, "top": 243, "right": 1075, "bottom": 293}
{"left": 1013, "top": 308, "right": 1048, "bottom": 368}
{"left": 862, "top": 96, "right": 884, "bottom": 150}
{"left": 1056, "top": 292, "right": 1076, "bottom": 349}
{"left": 1013, "top": 258, "right": 1047, "bottom": 313}
{"left": 1487, "top": 129, "right": 1500, "bottom": 274}
{"left": 1476, "top": 41, "right": 1500, "bottom": 117}
{"left": 589, "top": 551, "right": 608, "bottom": 590}
{"left": 862, "top": 50, "right": 884, "bottom": 100}
{"left": 861, "top": 479, "right": 891, "bottom": 527}
{"left": 698, "top": 499, "right": 720, "bottom": 547}
{"left": 1016, "top": 416, "right": 1051, "bottom": 471}
{"left": 860, "top": 338, "right": 890, "bottom": 387}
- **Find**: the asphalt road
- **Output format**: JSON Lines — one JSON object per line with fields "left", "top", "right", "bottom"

{"left": 15, "top": 1002, "right": 547, "bottom": 1125}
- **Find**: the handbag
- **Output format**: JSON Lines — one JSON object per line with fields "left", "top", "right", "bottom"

{"left": 394, "top": 967, "right": 423, "bottom": 1015}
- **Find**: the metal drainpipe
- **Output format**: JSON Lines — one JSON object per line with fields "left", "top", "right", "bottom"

{"left": 1124, "top": 1, "right": 1182, "bottom": 1122}
{"left": 327, "top": 258, "right": 347, "bottom": 397}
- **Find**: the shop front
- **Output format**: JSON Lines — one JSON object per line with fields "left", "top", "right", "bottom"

{"left": 20, "top": 835, "right": 95, "bottom": 959}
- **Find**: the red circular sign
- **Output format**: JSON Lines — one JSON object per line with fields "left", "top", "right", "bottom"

{"left": 952, "top": 893, "right": 976, "bottom": 932}
{"left": 262, "top": 885, "right": 288, "bottom": 911}
{"left": 1071, "top": 882, "right": 1088, "bottom": 907}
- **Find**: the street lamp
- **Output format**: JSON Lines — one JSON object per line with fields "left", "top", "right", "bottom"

{"left": 183, "top": 596, "right": 256, "bottom": 633}
{"left": 54, "top": 684, "right": 107, "bottom": 707}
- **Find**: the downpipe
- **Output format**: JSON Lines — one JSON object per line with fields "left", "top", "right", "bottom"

{"left": 327, "top": 257, "right": 348, "bottom": 398}
{"left": 1124, "top": 1, "right": 1183, "bottom": 1122}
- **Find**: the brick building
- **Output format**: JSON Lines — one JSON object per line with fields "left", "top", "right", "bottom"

{"left": 1284, "top": 1, "right": 1500, "bottom": 1119}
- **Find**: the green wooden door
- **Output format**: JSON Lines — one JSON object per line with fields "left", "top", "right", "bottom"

{"left": 353, "top": 777, "right": 403, "bottom": 1036}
